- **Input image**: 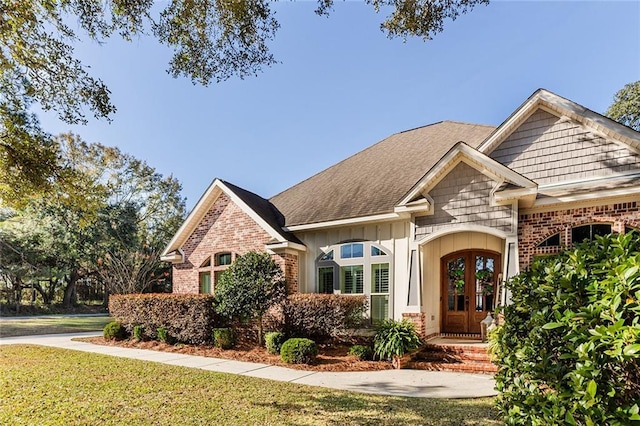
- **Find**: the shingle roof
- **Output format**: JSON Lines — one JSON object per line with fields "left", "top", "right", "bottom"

{"left": 221, "top": 180, "right": 303, "bottom": 244}
{"left": 270, "top": 121, "right": 496, "bottom": 227}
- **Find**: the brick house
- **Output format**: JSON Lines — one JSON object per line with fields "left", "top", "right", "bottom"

{"left": 161, "top": 89, "right": 640, "bottom": 337}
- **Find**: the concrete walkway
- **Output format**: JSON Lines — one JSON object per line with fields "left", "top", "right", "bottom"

{"left": 0, "top": 332, "right": 497, "bottom": 399}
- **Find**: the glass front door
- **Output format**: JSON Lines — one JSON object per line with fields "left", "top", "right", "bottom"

{"left": 441, "top": 250, "right": 500, "bottom": 334}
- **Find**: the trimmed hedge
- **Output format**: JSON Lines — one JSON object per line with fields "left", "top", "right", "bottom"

{"left": 109, "top": 294, "right": 218, "bottom": 345}
{"left": 349, "top": 344, "right": 373, "bottom": 361}
{"left": 280, "top": 338, "right": 318, "bottom": 364}
{"left": 272, "top": 294, "right": 368, "bottom": 340}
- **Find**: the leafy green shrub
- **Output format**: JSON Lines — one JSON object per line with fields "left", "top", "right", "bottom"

{"left": 109, "top": 294, "right": 218, "bottom": 345}
{"left": 349, "top": 344, "right": 373, "bottom": 361}
{"left": 212, "top": 328, "right": 236, "bottom": 349}
{"left": 265, "top": 331, "right": 286, "bottom": 355}
{"left": 373, "top": 319, "right": 422, "bottom": 360}
{"left": 280, "top": 338, "right": 318, "bottom": 364}
{"left": 271, "top": 294, "right": 368, "bottom": 341}
{"left": 491, "top": 233, "right": 640, "bottom": 425}
{"left": 133, "top": 325, "right": 145, "bottom": 341}
{"left": 103, "top": 321, "right": 127, "bottom": 341}
{"left": 215, "top": 251, "right": 286, "bottom": 345}
{"left": 157, "top": 327, "right": 174, "bottom": 344}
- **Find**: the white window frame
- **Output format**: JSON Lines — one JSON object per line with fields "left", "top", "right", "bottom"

{"left": 316, "top": 241, "right": 392, "bottom": 321}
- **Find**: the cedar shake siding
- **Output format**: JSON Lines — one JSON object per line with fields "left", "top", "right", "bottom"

{"left": 172, "top": 193, "right": 273, "bottom": 293}
{"left": 489, "top": 110, "right": 640, "bottom": 185}
{"left": 415, "top": 162, "right": 514, "bottom": 239}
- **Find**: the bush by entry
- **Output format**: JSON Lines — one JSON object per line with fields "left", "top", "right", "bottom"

{"left": 491, "top": 233, "right": 640, "bottom": 425}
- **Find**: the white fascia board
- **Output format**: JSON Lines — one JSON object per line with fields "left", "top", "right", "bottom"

{"left": 161, "top": 180, "right": 223, "bottom": 257}
{"left": 160, "top": 249, "right": 185, "bottom": 264}
{"left": 478, "top": 89, "right": 640, "bottom": 155}
{"left": 538, "top": 171, "right": 640, "bottom": 193}
{"left": 216, "top": 180, "right": 286, "bottom": 243}
{"left": 493, "top": 187, "right": 538, "bottom": 205}
{"left": 533, "top": 186, "right": 640, "bottom": 208}
{"left": 264, "top": 241, "right": 307, "bottom": 252}
{"left": 284, "top": 212, "right": 404, "bottom": 232}
{"left": 394, "top": 198, "right": 431, "bottom": 214}
{"left": 398, "top": 142, "right": 536, "bottom": 207}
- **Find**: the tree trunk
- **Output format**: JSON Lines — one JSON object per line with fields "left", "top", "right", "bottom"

{"left": 62, "top": 272, "right": 79, "bottom": 308}
{"left": 257, "top": 315, "right": 264, "bottom": 346}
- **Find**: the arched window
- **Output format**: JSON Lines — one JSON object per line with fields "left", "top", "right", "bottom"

{"left": 537, "top": 233, "right": 561, "bottom": 248}
{"left": 571, "top": 223, "right": 612, "bottom": 244}
{"left": 215, "top": 252, "right": 233, "bottom": 266}
{"left": 317, "top": 241, "right": 392, "bottom": 323}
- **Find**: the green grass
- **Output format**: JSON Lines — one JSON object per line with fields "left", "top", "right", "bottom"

{"left": 0, "top": 345, "right": 500, "bottom": 425}
{"left": 0, "top": 315, "right": 112, "bottom": 338}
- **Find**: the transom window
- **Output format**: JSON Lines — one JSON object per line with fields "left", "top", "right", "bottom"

{"left": 537, "top": 233, "right": 561, "bottom": 248}
{"left": 571, "top": 224, "right": 612, "bottom": 244}
{"left": 215, "top": 252, "right": 233, "bottom": 266}
{"left": 341, "top": 243, "right": 363, "bottom": 259}
{"left": 317, "top": 241, "right": 392, "bottom": 323}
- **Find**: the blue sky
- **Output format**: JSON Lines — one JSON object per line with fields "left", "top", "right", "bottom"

{"left": 38, "top": 1, "right": 640, "bottom": 210}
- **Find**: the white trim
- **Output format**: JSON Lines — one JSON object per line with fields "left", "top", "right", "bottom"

{"left": 397, "top": 142, "right": 536, "bottom": 207}
{"left": 161, "top": 178, "right": 290, "bottom": 259}
{"left": 394, "top": 197, "right": 431, "bottom": 214}
{"left": 265, "top": 241, "right": 307, "bottom": 252}
{"left": 537, "top": 171, "right": 640, "bottom": 192}
{"left": 532, "top": 186, "right": 640, "bottom": 208}
{"left": 284, "top": 212, "right": 406, "bottom": 231}
{"left": 160, "top": 248, "right": 185, "bottom": 264}
{"left": 415, "top": 225, "right": 511, "bottom": 246}
{"left": 478, "top": 89, "right": 640, "bottom": 155}
{"left": 216, "top": 180, "right": 286, "bottom": 243}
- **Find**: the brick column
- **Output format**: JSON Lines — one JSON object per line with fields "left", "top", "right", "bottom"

{"left": 272, "top": 252, "right": 299, "bottom": 294}
{"left": 402, "top": 312, "right": 426, "bottom": 338}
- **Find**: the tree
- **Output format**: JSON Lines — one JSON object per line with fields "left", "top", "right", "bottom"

{"left": 606, "top": 81, "right": 640, "bottom": 131}
{"left": 491, "top": 233, "right": 640, "bottom": 425}
{"left": 0, "top": 0, "right": 489, "bottom": 201}
{"left": 1, "top": 133, "right": 185, "bottom": 307}
{"left": 215, "top": 251, "right": 287, "bottom": 345}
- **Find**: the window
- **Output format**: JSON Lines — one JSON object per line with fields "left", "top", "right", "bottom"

{"left": 371, "top": 246, "right": 387, "bottom": 256}
{"left": 626, "top": 226, "right": 638, "bottom": 234}
{"left": 572, "top": 224, "right": 612, "bottom": 243}
{"left": 320, "top": 250, "right": 334, "bottom": 261}
{"left": 200, "top": 257, "right": 211, "bottom": 267}
{"left": 318, "top": 267, "right": 334, "bottom": 294}
{"left": 371, "top": 263, "right": 389, "bottom": 293}
{"left": 215, "top": 252, "right": 233, "bottom": 266}
{"left": 340, "top": 243, "right": 363, "bottom": 259}
{"left": 317, "top": 242, "right": 392, "bottom": 322}
{"left": 199, "top": 272, "right": 211, "bottom": 294}
{"left": 341, "top": 265, "right": 364, "bottom": 294}
{"left": 537, "top": 233, "right": 560, "bottom": 247}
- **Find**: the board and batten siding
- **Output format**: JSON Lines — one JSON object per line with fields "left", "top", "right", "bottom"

{"left": 420, "top": 232, "right": 504, "bottom": 337}
{"left": 295, "top": 221, "right": 410, "bottom": 321}
{"left": 489, "top": 109, "right": 640, "bottom": 185}
{"left": 414, "top": 161, "right": 513, "bottom": 239}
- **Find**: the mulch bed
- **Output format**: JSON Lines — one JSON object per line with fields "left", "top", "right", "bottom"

{"left": 79, "top": 336, "right": 393, "bottom": 372}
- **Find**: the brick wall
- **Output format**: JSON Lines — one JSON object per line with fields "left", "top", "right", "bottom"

{"left": 402, "top": 312, "right": 426, "bottom": 338}
{"left": 518, "top": 201, "right": 640, "bottom": 267}
{"left": 172, "top": 193, "right": 297, "bottom": 294}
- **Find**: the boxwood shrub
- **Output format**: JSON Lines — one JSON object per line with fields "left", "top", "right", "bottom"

{"left": 349, "top": 344, "right": 373, "bottom": 361}
{"left": 103, "top": 321, "right": 127, "bottom": 341}
{"left": 280, "top": 338, "right": 318, "bottom": 364}
{"left": 491, "top": 232, "right": 640, "bottom": 425}
{"left": 212, "top": 328, "right": 236, "bottom": 349}
{"left": 109, "top": 294, "right": 218, "bottom": 345}
{"left": 265, "top": 331, "right": 287, "bottom": 355}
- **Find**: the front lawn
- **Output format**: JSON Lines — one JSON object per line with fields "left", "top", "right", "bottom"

{"left": 0, "top": 345, "right": 500, "bottom": 425}
{"left": 0, "top": 315, "right": 112, "bottom": 338}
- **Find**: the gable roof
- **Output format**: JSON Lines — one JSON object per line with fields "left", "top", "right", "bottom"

{"left": 397, "top": 141, "right": 537, "bottom": 208}
{"left": 269, "top": 121, "right": 495, "bottom": 227}
{"left": 478, "top": 89, "right": 640, "bottom": 155}
{"left": 161, "top": 179, "right": 302, "bottom": 260}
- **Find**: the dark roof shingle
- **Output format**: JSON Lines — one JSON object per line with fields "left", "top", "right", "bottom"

{"left": 270, "top": 121, "right": 495, "bottom": 227}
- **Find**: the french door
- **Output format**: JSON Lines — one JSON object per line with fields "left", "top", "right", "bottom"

{"left": 441, "top": 250, "right": 500, "bottom": 334}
